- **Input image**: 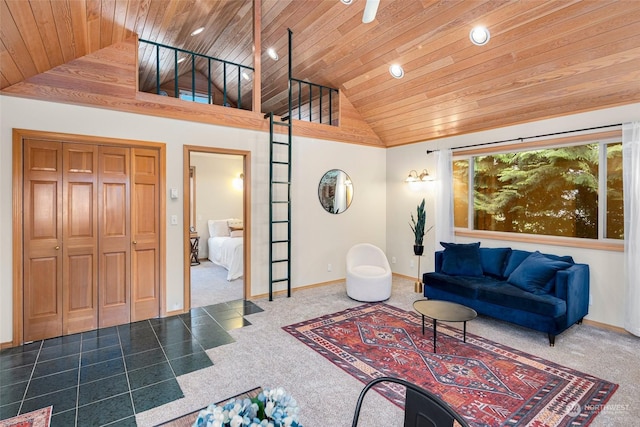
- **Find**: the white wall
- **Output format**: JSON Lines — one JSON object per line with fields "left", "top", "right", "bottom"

{"left": 190, "top": 153, "right": 243, "bottom": 258}
{"left": 386, "top": 103, "right": 640, "bottom": 328}
{"left": 0, "top": 95, "right": 387, "bottom": 344}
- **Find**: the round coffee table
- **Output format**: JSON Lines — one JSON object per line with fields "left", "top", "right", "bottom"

{"left": 413, "top": 300, "right": 477, "bottom": 353}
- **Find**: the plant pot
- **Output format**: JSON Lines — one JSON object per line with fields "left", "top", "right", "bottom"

{"left": 413, "top": 245, "right": 424, "bottom": 256}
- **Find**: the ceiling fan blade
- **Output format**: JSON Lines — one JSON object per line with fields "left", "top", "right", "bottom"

{"left": 362, "top": 0, "right": 380, "bottom": 23}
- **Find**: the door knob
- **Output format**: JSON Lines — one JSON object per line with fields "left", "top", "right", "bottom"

{"left": 55, "top": 246, "right": 60, "bottom": 250}
{"left": 132, "top": 241, "right": 137, "bottom": 245}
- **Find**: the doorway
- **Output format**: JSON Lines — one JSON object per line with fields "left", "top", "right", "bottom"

{"left": 183, "top": 146, "right": 250, "bottom": 311}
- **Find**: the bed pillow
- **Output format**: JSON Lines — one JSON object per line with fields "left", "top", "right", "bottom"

{"left": 440, "top": 242, "right": 483, "bottom": 277}
{"left": 507, "top": 251, "right": 572, "bottom": 294}
{"left": 208, "top": 220, "right": 231, "bottom": 237}
{"left": 230, "top": 230, "right": 243, "bottom": 238}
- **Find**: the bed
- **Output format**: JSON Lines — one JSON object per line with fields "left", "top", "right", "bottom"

{"left": 207, "top": 219, "right": 244, "bottom": 281}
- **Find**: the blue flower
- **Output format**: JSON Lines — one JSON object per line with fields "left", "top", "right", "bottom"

{"left": 193, "top": 387, "right": 302, "bottom": 427}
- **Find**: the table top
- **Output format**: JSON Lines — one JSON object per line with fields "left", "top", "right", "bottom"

{"left": 413, "top": 299, "right": 477, "bottom": 322}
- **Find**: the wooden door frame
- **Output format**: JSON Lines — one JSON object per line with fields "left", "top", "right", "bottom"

{"left": 183, "top": 146, "right": 251, "bottom": 311}
{"left": 12, "top": 128, "right": 166, "bottom": 347}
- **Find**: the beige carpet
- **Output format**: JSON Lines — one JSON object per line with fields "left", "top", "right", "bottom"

{"left": 137, "top": 277, "right": 639, "bottom": 426}
{"left": 190, "top": 260, "right": 243, "bottom": 307}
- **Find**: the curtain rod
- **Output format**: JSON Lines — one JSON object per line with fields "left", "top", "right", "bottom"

{"left": 426, "top": 123, "right": 622, "bottom": 155}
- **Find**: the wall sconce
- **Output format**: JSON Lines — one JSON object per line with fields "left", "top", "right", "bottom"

{"left": 232, "top": 173, "right": 244, "bottom": 190}
{"left": 405, "top": 169, "right": 432, "bottom": 183}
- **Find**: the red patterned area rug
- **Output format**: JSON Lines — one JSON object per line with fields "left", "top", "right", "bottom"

{"left": 0, "top": 406, "right": 52, "bottom": 427}
{"left": 283, "top": 303, "right": 617, "bottom": 427}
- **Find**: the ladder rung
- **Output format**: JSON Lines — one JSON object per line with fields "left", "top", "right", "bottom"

{"left": 272, "top": 141, "right": 289, "bottom": 145}
{"left": 272, "top": 278, "right": 289, "bottom": 283}
{"left": 272, "top": 161, "right": 289, "bottom": 165}
{"left": 272, "top": 258, "right": 289, "bottom": 263}
{"left": 271, "top": 181, "right": 291, "bottom": 184}
{"left": 274, "top": 121, "right": 290, "bottom": 127}
{"left": 272, "top": 220, "right": 289, "bottom": 224}
{"left": 272, "top": 200, "right": 290, "bottom": 204}
{"left": 272, "top": 239, "right": 289, "bottom": 244}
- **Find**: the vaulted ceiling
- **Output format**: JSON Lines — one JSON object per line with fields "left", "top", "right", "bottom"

{"left": 2, "top": 0, "right": 640, "bottom": 146}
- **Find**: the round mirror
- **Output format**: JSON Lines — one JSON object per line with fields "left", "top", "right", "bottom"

{"left": 318, "top": 169, "right": 353, "bottom": 214}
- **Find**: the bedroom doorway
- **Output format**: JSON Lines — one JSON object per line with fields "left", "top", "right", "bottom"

{"left": 183, "top": 146, "right": 250, "bottom": 311}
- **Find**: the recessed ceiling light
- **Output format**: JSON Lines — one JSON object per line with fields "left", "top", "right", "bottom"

{"left": 190, "top": 27, "right": 204, "bottom": 36}
{"left": 177, "top": 57, "right": 186, "bottom": 64}
{"left": 470, "top": 26, "right": 490, "bottom": 46}
{"left": 389, "top": 64, "right": 404, "bottom": 79}
{"left": 242, "top": 71, "right": 251, "bottom": 81}
{"left": 340, "top": 0, "right": 353, "bottom": 4}
{"left": 267, "top": 48, "right": 279, "bottom": 61}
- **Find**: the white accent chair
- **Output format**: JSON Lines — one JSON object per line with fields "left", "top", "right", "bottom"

{"left": 346, "top": 243, "right": 392, "bottom": 302}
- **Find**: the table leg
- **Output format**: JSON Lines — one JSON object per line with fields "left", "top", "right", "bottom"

{"left": 463, "top": 321, "right": 467, "bottom": 343}
{"left": 433, "top": 319, "right": 437, "bottom": 353}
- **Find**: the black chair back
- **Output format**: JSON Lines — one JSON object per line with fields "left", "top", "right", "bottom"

{"left": 351, "top": 376, "right": 470, "bottom": 427}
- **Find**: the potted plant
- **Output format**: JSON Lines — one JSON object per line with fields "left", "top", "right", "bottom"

{"left": 410, "top": 198, "right": 428, "bottom": 256}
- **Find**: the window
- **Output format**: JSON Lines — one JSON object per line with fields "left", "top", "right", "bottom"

{"left": 179, "top": 90, "right": 211, "bottom": 104}
{"left": 453, "top": 138, "right": 623, "bottom": 240}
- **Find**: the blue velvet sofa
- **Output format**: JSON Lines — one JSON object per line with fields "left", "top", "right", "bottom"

{"left": 422, "top": 243, "right": 589, "bottom": 345}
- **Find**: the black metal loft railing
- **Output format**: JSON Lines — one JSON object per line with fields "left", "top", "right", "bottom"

{"left": 290, "top": 79, "right": 339, "bottom": 126}
{"left": 138, "top": 39, "right": 254, "bottom": 110}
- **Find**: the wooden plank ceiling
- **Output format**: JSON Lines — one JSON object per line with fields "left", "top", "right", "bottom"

{"left": 2, "top": 0, "right": 640, "bottom": 147}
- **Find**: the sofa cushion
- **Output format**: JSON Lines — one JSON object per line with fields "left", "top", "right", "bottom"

{"left": 503, "top": 250, "right": 574, "bottom": 278}
{"left": 507, "top": 251, "right": 572, "bottom": 294}
{"left": 502, "top": 250, "right": 532, "bottom": 278}
{"left": 423, "top": 273, "right": 500, "bottom": 299}
{"left": 479, "top": 247, "right": 511, "bottom": 278}
{"left": 440, "top": 242, "right": 483, "bottom": 276}
{"left": 477, "top": 282, "right": 566, "bottom": 317}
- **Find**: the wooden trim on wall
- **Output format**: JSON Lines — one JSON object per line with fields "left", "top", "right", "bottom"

{"left": 183, "top": 145, "right": 251, "bottom": 314}
{"left": 11, "top": 128, "right": 166, "bottom": 347}
{"left": 12, "top": 130, "right": 25, "bottom": 347}
{"left": 158, "top": 144, "right": 167, "bottom": 317}
{"left": 182, "top": 147, "right": 191, "bottom": 312}
{"left": 455, "top": 230, "right": 624, "bottom": 252}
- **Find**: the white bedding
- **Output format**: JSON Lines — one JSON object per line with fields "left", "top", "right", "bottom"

{"left": 207, "top": 236, "right": 243, "bottom": 280}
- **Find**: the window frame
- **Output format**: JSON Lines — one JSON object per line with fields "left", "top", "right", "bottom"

{"left": 452, "top": 129, "right": 623, "bottom": 251}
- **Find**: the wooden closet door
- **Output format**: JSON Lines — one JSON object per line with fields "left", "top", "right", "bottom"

{"left": 23, "top": 140, "right": 63, "bottom": 342}
{"left": 98, "top": 146, "right": 131, "bottom": 328}
{"left": 131, "top": 148, "right": 160, "bottom": 321}
{"left": 63, "top": 144, "right": 98, "bottom": 334}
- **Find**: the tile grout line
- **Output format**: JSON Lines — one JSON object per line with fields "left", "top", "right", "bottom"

{"left": 117, "top": 323, "right": 138, "bottom": 423}
{"left": 74, "top": 335, "right": 84, "bottom": 427}
{"left": 16, "top": 340, "right": 44, "bottom": 416}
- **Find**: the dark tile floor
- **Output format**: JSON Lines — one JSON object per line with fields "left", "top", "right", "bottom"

{"left": 0, "top": 299, "right": 263, "bottom": 426}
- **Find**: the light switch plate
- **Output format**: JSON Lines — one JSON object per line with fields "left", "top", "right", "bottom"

{"left": 170, "top": 188, "right": 178, "bottom": 199}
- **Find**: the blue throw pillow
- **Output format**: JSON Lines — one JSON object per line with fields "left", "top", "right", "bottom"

{"left": 507, "top": 251, "right": 572, "bottom": 294}
{"left": 479, "top": 247, "right": 511, "bottom": 277}
{"left": 440, "top": 242, "right": 483, "bottom": 277}
{"left": 502, "top": 250, "right": 532, "bottom": 278}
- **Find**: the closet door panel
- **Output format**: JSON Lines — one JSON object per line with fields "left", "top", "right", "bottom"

{"left": 23, "top": 140, "right": 63, "bottom": 342}
{"left": 98, "top": 146, "right": 131, "bottom": 328}
{"left": 131, "top": 148, "right": 160, "bottom": 321}
{"left": 63, "top": 144, "right": 98, "bottom": 334}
